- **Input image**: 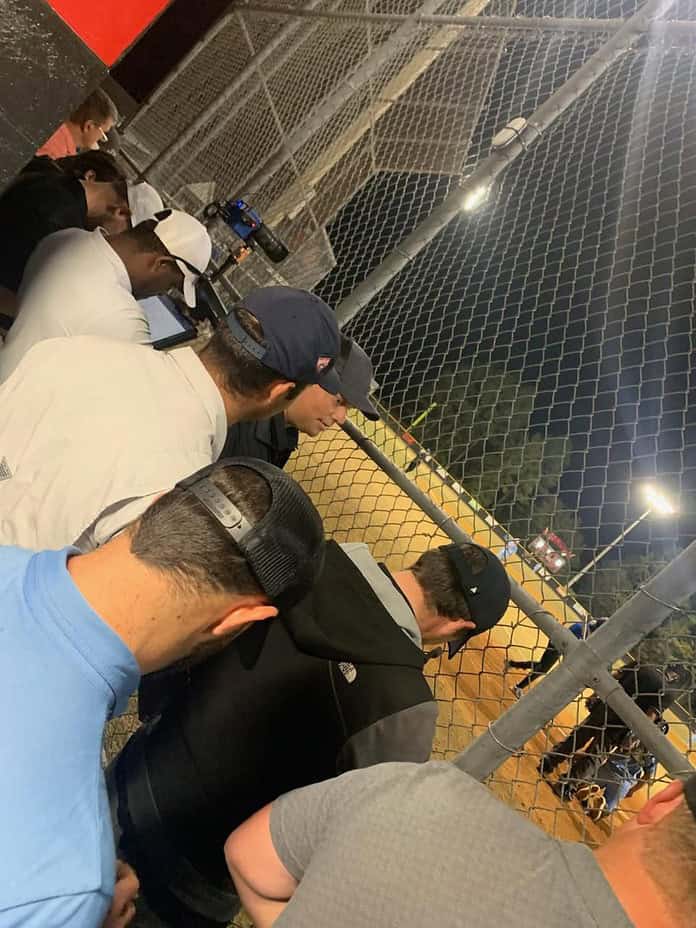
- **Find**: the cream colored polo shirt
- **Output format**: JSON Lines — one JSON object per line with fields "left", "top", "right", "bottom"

{"left": 0, "top": 336, "right": 227, "bottom": 551}
{"left": 0, "top": 228, "right": 150, "bottom": 382}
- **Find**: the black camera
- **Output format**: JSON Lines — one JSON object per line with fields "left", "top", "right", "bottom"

{"left": 204, "top": 198, "right": 288, "bottom": 264}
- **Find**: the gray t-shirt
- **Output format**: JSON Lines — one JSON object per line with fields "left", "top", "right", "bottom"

{"left": 270, "top": 761, "right": 634, "bottom": 928}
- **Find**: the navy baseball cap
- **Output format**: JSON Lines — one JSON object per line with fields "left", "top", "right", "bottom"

{"left": 227, "top": 286, "right": 341, "bottom": 391}
{"left": 333, "top": 336, "right": 380, "bottom": 421}
{"left": 442, "top": 543, "right": 511, "bottom": 657}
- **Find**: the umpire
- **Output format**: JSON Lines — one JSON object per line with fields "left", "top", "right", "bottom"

{"left": 539, "top": 662, "right": 685, "bottom": 775}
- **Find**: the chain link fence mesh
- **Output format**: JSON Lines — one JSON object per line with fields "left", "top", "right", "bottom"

{"left": 114, "top": 0, "right": 696, "bottom": 901}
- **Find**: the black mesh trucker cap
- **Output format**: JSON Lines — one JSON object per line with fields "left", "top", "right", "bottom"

{"left": 442, "top": 543, "right": 512, "bottom": 658}
{"left": 176, "top": 457, "right": 325, "bottom": 607}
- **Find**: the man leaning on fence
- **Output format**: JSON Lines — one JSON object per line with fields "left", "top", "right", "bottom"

{"left": 108, "top": 539, "right": 511, "bottom": 927}
{"left": 0, "top": 457, "right": 325, "bottom": 928}
{"left": 222, "top": 333, "right": 379, "bottom": 467}
{"left": 226, "top": 759, "right": 696, "bottom": 928}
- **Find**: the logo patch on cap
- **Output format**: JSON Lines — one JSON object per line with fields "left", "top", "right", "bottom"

{"left": 316, "top": 356, "right": 332, "bottom": 374}
{"left": 339, "top": 661, "right": 357, "bottom": 683}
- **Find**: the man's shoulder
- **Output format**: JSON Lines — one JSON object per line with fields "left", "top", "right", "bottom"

{"left": 6, "top": 169, "right": 80, "bottom": 204}
{"left": 24, "top": 226, "right": 92, "bottom": 271}
{"left": 0, "top": 545, "right": 34, "bottom": 581}
{"left": 22, "top": 334, "right": 149, "bottom": 364}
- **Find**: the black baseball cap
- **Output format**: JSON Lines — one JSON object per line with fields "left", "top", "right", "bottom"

{"left": 442, "top": 543, "right": 512, "bottom": 657}
{"left": 227, "top": 286, "right": 341, "bottom": 391}
{"left": 333, "top": 335, "right": 380, "bottom": 421}
{"left": 176, "top": 456, "right": 325, "bottom": 608}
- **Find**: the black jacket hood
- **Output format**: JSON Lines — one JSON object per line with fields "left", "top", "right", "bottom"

{"left": 282, "top": 540, "right": 426, "bottom": 670}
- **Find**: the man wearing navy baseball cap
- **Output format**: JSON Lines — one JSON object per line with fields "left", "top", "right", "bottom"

{"left": 223, "top": 285, "right": 341, "bottom": 395}
{"left": 222, "top": 331, "right": 380, "bottom": 468}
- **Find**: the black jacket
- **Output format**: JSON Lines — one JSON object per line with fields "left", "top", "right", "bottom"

{"left": 0, "top": 172, "right": 88, "bottom": 291}
{"left": 220, "top": 413, "right": 298, "bottom": 469}
{"left": 113, "top": 541, "right": 436, "bottom": 923}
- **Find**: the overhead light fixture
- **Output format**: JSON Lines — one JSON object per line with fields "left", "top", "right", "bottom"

{"left": 643, "top": 484, "right": 676, "bottom": 516}
{"left": 462, "top": 185, "right": 489, "bottom": 212}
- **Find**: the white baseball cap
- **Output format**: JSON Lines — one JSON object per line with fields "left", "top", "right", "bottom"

{"left": 152, "top": 209, "right": 212, "bottom": 307}
{"left": 127, "top": 181, "right": 164, "bottom": 225}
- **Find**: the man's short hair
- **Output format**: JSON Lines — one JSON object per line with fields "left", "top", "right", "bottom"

{"left": 410, "top": 544, "right": 488, "bottom": 619}
{"left": 129, "top": 463, "right": 271, "bottom": 597}
{"left": 70, "top": 89, "right": 118, "bottom": 127}
{"left": 644, "top": 795, "right": 696, "bottom": 916}
{"left": 111, "top": 177, "right": 129, "bottom": 204}
{"left": 54, "top": 150, "right": 125, "bottom": 184}
{"left": 201, "top": 306, "right": 307, "bottom": 401}
{"left": 128, "top": 219, "right": 171, "bottom": 256}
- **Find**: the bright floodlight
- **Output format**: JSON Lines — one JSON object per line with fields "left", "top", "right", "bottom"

{"left": 643, "top": 484, "right": 675, "bottom": 516}
{"left": 462, "top": 185, "right": 489, "bottom": 212}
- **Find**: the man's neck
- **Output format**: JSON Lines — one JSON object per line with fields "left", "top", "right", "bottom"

{"left": 104, "top": 235, "right": 135, "bottom": 289}
{"left": 197, "top": 352, "right": 247, "bottom": 426}
{"left": 66, "top": 121, "right": 83, "bottom": 148}
{"left": 67, "top": 533, "right": 184, "bottom": 674}
{"left": 391, "top": 570, "right": 427, "bottom": 629}
{"left": 594, "top": 842, "right": 675, "bottom": 928}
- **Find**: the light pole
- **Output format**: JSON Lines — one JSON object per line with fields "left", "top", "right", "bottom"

{"left": 566, "top": 485, "right": 676, "bottom": 589}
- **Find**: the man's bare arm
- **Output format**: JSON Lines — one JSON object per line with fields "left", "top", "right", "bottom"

{"left": 225, "top": 805, "right": 298, "bottom": 928}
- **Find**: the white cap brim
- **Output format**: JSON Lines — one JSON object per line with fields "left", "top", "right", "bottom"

{"left": 176, "top": 260, "right": 198, "bottom": 308}
{"left": 128, "top": 182, "right": 164, "bottom": 226}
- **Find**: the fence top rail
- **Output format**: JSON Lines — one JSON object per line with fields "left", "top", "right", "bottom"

{"left": 241, "top": 3, "right": 696, "bottom": 37}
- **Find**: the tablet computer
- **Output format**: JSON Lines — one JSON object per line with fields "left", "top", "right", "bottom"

{"left": 139, "top": 294, "right": 197, "bottom": 350}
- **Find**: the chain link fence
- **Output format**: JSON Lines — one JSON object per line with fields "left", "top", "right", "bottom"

{"left": 113, "top": 0, "right": 696, "bottom": 900}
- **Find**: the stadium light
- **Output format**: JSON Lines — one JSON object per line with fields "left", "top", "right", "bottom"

{"left": 462, "top": 185, "right": 489, "bottom": 212}
{"left": 643, "top": 484, "right": 675, "bottom": 516}
{"left": 567, "top": 483, "right": 677, "bottom": 589}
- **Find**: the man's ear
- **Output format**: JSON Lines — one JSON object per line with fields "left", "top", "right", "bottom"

{"left": 453, "top": 617, "right": 476, "bottom": 632}
{"left": 636, "top": 778, "right": 685, "bottom": 826}
{"left": 211, "top": 601, "right": 278, "bottom": 638}
{"left": 84, "top": 169, "right": 97, "bottom": 182}
{"left": 267, "top": 380, "right": 296, "bottom": 405}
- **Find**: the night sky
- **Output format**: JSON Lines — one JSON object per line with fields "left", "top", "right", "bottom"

{"left": 315, "top": 18, "right": 696, "bottom": 573}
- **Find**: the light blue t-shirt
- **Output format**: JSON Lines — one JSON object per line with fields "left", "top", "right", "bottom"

{"left": 0, "top": 546, "right": 140, "bottom": 927}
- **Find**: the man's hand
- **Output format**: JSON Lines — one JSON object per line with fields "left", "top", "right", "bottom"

{"left": 102, "top": 860, "right": 139, "bottom": 928}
